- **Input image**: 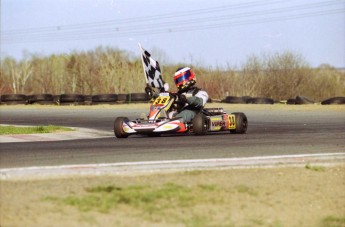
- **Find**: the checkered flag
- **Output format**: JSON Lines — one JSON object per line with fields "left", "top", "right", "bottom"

{"left": 139, "top": 44, "right": 164, "bottom": 90}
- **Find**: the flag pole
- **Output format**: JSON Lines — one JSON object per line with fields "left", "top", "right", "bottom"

{"left": 138, "top": 43, "right": 149, "bottom": 84}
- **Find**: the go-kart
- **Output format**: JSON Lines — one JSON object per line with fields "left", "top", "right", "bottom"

{"left": 113, "top": 92, "right": 248, "bottom": 138}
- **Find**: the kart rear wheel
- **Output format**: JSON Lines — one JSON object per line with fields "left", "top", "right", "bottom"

{"left": 193, "top": 113, "right": 207, "bottom": 136}
{"left": 230, "top": 112, "right": 248, "bottom": 134}
{"left": 114, "top": 117, "right": 129, "bottom": 138}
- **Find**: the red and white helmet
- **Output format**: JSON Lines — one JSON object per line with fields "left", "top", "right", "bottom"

{"left": 173, "top": 67, "right": 196, "bottom": 91}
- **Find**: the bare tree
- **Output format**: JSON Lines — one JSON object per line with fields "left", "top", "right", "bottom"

{"left": 66, "top": 55, "right": 80, "bottom": 93}
{"left": 1, "top": 48, "right": 344, "bottom": 101}
{"left": 2, "top": 58, "right": 33, "bottom": 94}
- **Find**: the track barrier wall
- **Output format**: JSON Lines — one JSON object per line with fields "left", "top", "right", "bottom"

{"left": 0, "top": 94, "right": 344, "bottom": 105}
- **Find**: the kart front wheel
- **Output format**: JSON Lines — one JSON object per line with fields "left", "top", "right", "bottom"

{"left": 230, "top": 112, "right": 248, "bottom": 134}
{"left": 114, "top": 117, "right": 129, "bottom": 138}
{"left": 193, "top": 113, "right": 207, "bottom": 136}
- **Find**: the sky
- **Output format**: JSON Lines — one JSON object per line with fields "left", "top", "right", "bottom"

{"left": 1, "top": 0, "right": 345, "bottom": 68}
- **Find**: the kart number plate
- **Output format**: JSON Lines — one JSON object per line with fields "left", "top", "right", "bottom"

{"left": 153, "top": 96, "right": 170, "bottom": 105}
{"left": 228, "top": 114, "right": 236, "bottom": 129}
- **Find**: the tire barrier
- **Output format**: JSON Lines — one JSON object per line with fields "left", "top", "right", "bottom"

{"left": 223, "top": 96, "right": 275, "bottom": 104}
{"left": 295, "top": 96, "right": 314, "bottom": 105}
{"left": 127, "top": 93, "right": 150, "bottom": 102}
{"left": 242, "top": 96, "right": 252, "bottom": 103}
{"left": 286, "top": 98, "right": 296, "bottom": 105}
{"left": 223, "top": 96, "right": 249, "bottom": 104}
{"left": 247, "top": 97, "right": 274, "bottom": 104}
{"left": 28, "top": 94, "right": 55, "bottom": 105}
{"left": 0, "top": 94, "right": 28, "bottom": 105}
{"left": 117, "top": 94, "right": 128, "bottom": 103}
{"left": 91, "top": 94, "right": 118, "bottom": 105}
{"left": 321, "top": 97, "right": 345, "bottom": 105}
{"left": 59, "top": 94, "right": 85, "bottom": 105}
{"left": 1, "top": 93, "right": 344, "bottom": 105}
{"left": 84, "top": 95, "right": 92, "bottom": 105}
{"left": 53, "top": 95, "right": 60, "bottom": 103}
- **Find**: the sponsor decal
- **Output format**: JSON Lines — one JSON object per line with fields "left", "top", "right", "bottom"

{"left": 211, "top": 121, "right": 226, "bottom": 127}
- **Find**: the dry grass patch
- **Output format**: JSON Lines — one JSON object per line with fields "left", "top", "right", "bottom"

{"left": 0, "top": 125, "right": 74, "bottom": 135}
{"left": 1, "top": 164, "right": 345, "bottom": 227}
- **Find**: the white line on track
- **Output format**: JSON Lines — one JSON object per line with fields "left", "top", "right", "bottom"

{"left": 1, "top": 153, "right": 344, "bottom": 180}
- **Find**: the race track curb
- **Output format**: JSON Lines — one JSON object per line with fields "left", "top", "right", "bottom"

{"left": 0, "top": 126, "right": 113, "bottom": 143}
{"left": 1, "top": 153, "right": 344, "bottom": 180}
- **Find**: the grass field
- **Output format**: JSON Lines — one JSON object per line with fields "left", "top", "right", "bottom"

{"left": 1, "top": 164, "right": 345, "bottom": 227}
{"left": 0, "top": 125, "right": 74, "bottom": 135}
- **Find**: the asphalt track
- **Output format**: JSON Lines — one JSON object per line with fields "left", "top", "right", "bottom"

{"left": 0, "top": 105, "right": 344, "bottom": 169}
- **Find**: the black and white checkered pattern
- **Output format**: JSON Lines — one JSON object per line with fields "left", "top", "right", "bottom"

{"left": 140, "top": 45, "right": 164, "bottom": 89}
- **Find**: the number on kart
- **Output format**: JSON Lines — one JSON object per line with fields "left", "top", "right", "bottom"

{"left": 228, "top": 115, "right": 236, "bottom": 129}
{"left": 153, "top": 96, "right": 170, "bottom": 105}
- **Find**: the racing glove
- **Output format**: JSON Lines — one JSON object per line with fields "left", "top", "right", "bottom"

{"left": 175, "top": 94, "right": 188, "bottom": 104}
{"left": 145, "top": 85, "right": 160, "bottom": 98}
{"left": 145, "top": 85, "right": 153, "bottom": 97}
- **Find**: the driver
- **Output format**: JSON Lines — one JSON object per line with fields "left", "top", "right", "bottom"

{"left": 173, "top": 67, "right": 209, "bottom": 123}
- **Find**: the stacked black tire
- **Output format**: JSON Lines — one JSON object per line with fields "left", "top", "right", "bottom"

{"left": 321, "top": 97, "right": 345, "bottom": 105}
{"left": 91, "top": 93, "right": 150, "bottom": 104}
{"left": 59, "top": 94, "right": 85, "bottom": 105}
{"left": 28, "top": 94, "right": 55, "bottom": 105}
{"left": 1, "top": 93, "right": 344, "bottom": 105}
{"left": 287, "top": 96, "right": 315, "bottom": 105}
{"left": 223, "top": 96, "right": 248, "bottom": 104}
{"left": 0, "top": 94, "right": 28, "bottom": 105}
{"left": 246, "top": 97, "right": 274, "bottom": 104}
{"left": 223, "top": 95, "right": 345, "bottom": 105}
{"left": 91, "top": 94, "right": 118, "bottom": 105}
{"left": 126, "top": 93, "right": 151, "bottom": 103}
{"left": 287, "top": 96, "right": 345, "bottom": 105}
{"left": 117, "top": 94, "right": 128, "bottom": 103}
{"left": 223, "top": 96, "right": 274, "bottom": 104}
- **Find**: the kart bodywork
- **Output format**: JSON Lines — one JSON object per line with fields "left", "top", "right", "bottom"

{"left": 114, "top": 92, "right": 248, "bottom": 138}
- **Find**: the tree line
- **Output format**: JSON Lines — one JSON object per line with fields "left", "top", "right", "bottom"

{"left": 1, "top": 46, "right": 344, "bottom": 101}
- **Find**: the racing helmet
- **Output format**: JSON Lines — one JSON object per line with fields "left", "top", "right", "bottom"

{"left": 173, "top": 67, "right": 196, "bottom": 91}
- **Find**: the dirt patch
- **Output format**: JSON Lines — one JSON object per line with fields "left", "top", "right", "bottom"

{"left": 1, "top": 164, "right": 345, "bottom": 227}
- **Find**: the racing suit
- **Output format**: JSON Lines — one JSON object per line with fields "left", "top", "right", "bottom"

{"left": 175, "top": 86, "right": 209, "bottom": 123}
